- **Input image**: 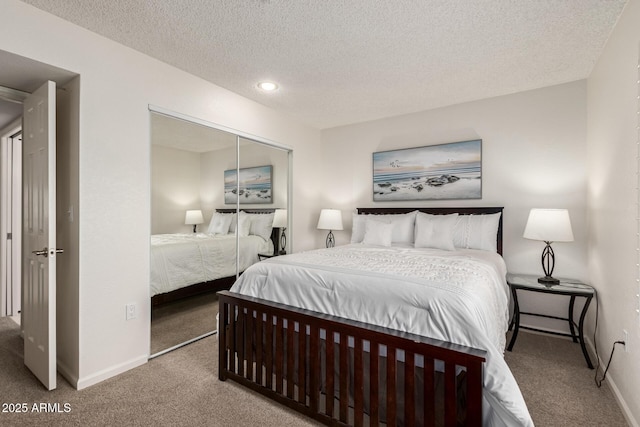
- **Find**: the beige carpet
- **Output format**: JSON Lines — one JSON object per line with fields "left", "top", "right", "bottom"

{"left": 0, "top": 316, "right": 318, "bottom": 427}
{"left": 504, "top": 331, "right": 628, "bottom": 426}
{"left": 0, "top": 314, "right": 629, "bottom": 426}
{"left": 150, "top": 293, "right": 218, "bottom": 355}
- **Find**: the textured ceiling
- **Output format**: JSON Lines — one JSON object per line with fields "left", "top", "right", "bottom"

{"left": 20, "top": 0, "right": 628, "bottom": 129}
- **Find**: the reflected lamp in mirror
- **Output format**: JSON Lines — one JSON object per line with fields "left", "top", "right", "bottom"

{"left": 185, "top": 209, "right": 204, "bottom": 233}
{"left": 317, "top": 209, "right": 343, "bottom": 248}
{"left": 523, "top": 208, "right": 574, "bottom": 286}
{"left": 273, "top": 209, "right": 288, "bottom": 255}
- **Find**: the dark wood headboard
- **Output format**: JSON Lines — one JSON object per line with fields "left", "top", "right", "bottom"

{"left": 356, "top": 207, "right": 504, "bottom": 255}
{"left": 216, "top": 208, "right": 281, "bottom": 255}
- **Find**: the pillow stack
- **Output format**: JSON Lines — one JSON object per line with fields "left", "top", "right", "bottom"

{"left": 206, "top": 210, "right": 275, "bottom": 241}
{"left": 351, "top": 210, "right": 501, "bottom": 252}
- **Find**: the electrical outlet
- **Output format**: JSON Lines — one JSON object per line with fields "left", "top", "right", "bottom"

{"left": 126, "top": 303, "right": 137, "bottom": 320}
{"left": 623, "top": 329, "right": 629, "bottom": 353}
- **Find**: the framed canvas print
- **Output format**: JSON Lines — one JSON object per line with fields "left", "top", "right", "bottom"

{"left": 373, "top": 139, "right": 482, "bottom": 201}
{"left": 224, "top": 165, "right": 273, "bottom": 204}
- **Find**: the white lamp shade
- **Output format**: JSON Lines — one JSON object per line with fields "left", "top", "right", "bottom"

{"left": 273, "top": 209, "right": 288, "bottom": 228}
{"left": 523, "top": 209, "right": 574, "bottom": 242}
{"left": 184, "top": 209, "right": 204, "bottom": 225}
{"left": 317, "top": 209, "right": 343, "bottom": 231}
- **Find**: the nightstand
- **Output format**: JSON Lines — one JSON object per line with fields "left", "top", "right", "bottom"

{"left": 506, "top": 273, "right": 595, "bottom": 369}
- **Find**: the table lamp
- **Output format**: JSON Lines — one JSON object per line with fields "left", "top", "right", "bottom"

{"left": 523, "top": 208, "right": 574, "bottom": 285}
{"left": 185, "top": 209, "right": 204, "bottom": 233}
{"left": 272, "top": 208, "right": 288, "bottom": 254}
{"left": 317, "top": 209, "right": 343, "bottom": 248}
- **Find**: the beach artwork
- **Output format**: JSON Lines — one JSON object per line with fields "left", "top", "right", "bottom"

{"left": 373, "top": 140, "right": 482, "bottom": 201}
{"left": 224, "top": 165, "right": 272, "bottom": 204}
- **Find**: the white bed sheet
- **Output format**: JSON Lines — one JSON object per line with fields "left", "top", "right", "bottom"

{"left": 151, "top": 233, "right": 272, "bottom": 297}
{"left": 230, "top": 244, "right": 533, "bottom": 427}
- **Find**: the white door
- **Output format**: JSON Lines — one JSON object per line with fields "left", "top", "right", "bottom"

{"left": 22, "top": 81, "right": 57, "bottom": 390}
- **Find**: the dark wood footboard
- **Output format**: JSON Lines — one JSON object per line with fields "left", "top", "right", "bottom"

{"left": 218, "top": 291, "right": 486, "bottom": 427}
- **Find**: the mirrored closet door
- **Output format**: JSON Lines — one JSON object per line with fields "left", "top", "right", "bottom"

{"left": 149, "top": 108, "right": 291, "bottom": 357}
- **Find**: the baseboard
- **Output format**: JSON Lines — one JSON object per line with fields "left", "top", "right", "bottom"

{"left": 75, "top": 354, "right": 148, "bottom": 390}
{"left": 584, "top": 336, "right": 639, "bottom": 427}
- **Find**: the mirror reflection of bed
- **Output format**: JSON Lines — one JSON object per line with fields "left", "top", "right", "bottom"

{"left": 149, "top": 110, "right": 290, "bottom": 357}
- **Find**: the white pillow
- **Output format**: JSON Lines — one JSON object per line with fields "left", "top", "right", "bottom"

{"left": 237, "top": 212, "right": 252, "bottom": 237}
{"left": 247, "top": 212, "right": 274, "bottom": 241}
{"left": 350, "top": 213, "right": 368, "bottom": 243}
{"left": 207, "top": 212, "right": 233, "bottom": 235}
{"left": 362, "top": 219, "right": 394, "bottom": 246}
{"left": 351, "top": 211, "right": 418, "bottom": 244}
{"left": 453, "top": 212, "right": 501, "bottom": 252}
{"left": 414, "top": 212, "right": 458, "bottom": 251}
{"left": 228, "top": 213, "right": 237, "bottom": 233}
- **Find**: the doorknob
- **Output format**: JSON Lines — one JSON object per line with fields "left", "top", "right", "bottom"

{"left": 32, "top": 247, "right": 48, "bottom": 257}
{"left": 31, "top": 248, "right": 64, "bottom": 258}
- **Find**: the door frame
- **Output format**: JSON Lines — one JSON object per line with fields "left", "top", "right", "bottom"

{"left": 0, "top": 118, "right": 22, "bottom": 318}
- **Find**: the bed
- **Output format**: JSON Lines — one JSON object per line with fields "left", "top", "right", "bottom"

{"left": 218, "top": 207, "right": 533, "bottom": 426}
{"left": 150, "top": 209, "right": 278, "bottom": 305}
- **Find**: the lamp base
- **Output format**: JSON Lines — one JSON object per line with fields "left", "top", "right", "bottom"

{"left": 537, "top": 276, "right": 560, "bottom": 286}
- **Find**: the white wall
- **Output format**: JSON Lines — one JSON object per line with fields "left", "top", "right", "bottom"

{"left": 151, "top": 145, "right": 201, "bottom": 234}
{"left": 200, "top": 145, "right": 235, "bottom": 218}
{"left": 321, "top": 81, "right": 589, "bottom": 332}
{"left": 587, "top": 0, "right": 640, "bottom": 424}
{"left": 1, "top": 0, "right": 322, "bottom": 388}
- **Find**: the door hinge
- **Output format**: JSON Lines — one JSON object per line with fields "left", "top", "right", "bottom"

{"left": 6, "top": 233, "right": 11, "bottom": 240}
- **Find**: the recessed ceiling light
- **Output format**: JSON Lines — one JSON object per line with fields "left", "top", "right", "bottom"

{"left": 257, "top": 81, "right": 278, "bottom": 91}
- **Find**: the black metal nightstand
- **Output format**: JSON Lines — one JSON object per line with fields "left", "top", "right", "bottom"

{"left": 506, "top": 273, "right": 595, "bottom": 369}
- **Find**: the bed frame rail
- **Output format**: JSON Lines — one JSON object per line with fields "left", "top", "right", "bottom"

{"left": 218, "top": 291, "right": 486, "bottom": 427}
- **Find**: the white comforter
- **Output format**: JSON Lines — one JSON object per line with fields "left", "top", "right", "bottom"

{"left": 151, "top": 233, "right": 272, "bottom": 297}
{"left": 230, "top": 244, "right": 533, "bottom": 427}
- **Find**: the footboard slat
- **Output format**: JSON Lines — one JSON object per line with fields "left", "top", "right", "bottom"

{"left": 339, "top": 333, "right": 349, "bottom": 423}
{"left": 325, "top": 327, "right": 335, "bottom": 418}
{"left": 287, "top": 322, "right": 295, "bottom": 398}
{"left": 297, "top": 322, "right": 306, "bottom": 404}
{"left": 236, "top": 306, "right": 245, "bottom": 377}
{"left": 424, "top": 357, "right": 435, "bottom": 426}
{"left": 275, "top": 316, "right": 284, "bottom": 394}
{"left": 218, "top": 291, "right": 486, "bottom": 427}
{"left": 354, "top": 337, "right": 364, "bottom": 427}
{"left": 229, "top": 303, "right": 236, "bottom": 374}
{"left": 245, "top": 310, "right": 254, "bottom": 381}
{"left": 309, "top": 325, "right": 320, "bottom": 413}
{"left": 405, "top": 351, "right": 415, "bottom": 426}
{"left": 387, "top": 346, "right": 397, "bottom": 427}
{"left": 265, "top": 314, "right": 273, "bottom": 389}
{"left": 370, "top": 341, "right": 380, "bottom": 426}
{"left": 255, "top": 310, "right": 263, "bottom": 385}
{"left": 445, "top": 362, "right": 457, "bottom": 426}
